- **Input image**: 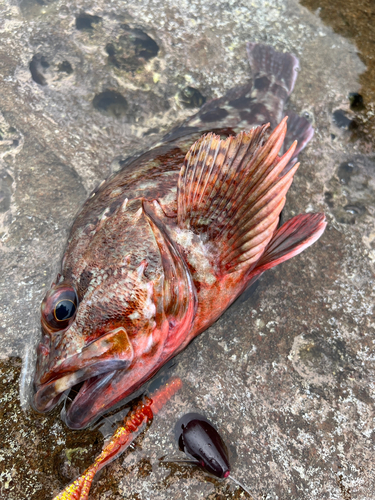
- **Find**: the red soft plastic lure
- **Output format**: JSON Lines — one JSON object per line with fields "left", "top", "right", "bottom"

{"left": 53, "top": 377, "right": 182, "bottom": 500}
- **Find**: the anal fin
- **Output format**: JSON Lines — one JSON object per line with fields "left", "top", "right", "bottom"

{"left": 249, "top": 213, "right": 327, "bottom": 277}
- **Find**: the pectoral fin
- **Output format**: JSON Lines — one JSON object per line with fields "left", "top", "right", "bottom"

{"left": 143, "top": 200, "right": 197, "bottom": 359}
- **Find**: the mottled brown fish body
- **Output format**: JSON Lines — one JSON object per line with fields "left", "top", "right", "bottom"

{"left": 33, "top": 44, "right": 325, "bottom": 429}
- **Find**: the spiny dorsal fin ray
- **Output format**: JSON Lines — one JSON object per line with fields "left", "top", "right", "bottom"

{"left": 177, "top": 117, "right": 300, "bottom": 273}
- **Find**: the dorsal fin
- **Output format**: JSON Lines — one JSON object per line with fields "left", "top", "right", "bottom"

{"left": 177, "top": 117, "right": 299, "bottom": 274}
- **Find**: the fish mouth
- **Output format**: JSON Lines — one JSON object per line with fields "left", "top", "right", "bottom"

{"left": 33, "top": 363, "right": 122, "bottom": 415}
{"left": 33, "top": 327, "right": 134, "bottom": 420}
{"left": 62, "top": 370, "right": 120, "bottom": 429}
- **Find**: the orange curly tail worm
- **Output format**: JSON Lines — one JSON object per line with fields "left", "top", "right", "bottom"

{"left": 53, "top": 377, "right": 182, "bottom": 500}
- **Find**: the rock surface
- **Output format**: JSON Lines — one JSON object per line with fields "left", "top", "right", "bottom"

{"left": 0, "top": 0, "right": 374, "bottom": 499}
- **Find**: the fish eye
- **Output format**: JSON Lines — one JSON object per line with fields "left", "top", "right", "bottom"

{"left": 41, "top": 283, "right": 78, "bottom": 331}
{"left": 54, "top": 300, "right": 76, "bottom": 322}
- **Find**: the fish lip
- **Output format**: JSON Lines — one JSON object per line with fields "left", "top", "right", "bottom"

{"left": 33, "top": 362, "right": 123, "bottom": 414}
{"left": 62, "top": 370, "right": 118, "bottom": 429}
{"left": 33, "top": 327, "right": 134, "bottom": 413}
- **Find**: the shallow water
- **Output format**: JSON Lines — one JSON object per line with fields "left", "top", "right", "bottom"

{"left": 0, "top": 0, "right": 375, "bottom": 498}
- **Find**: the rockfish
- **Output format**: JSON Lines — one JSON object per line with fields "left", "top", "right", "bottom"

{"left": 33, "top": 43, "right": 326, "bottom": 429}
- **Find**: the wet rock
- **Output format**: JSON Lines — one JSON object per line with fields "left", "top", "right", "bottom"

{"left": 29, "top": 54, "right": 50, "bottom": 86}
{"left": 301, "top": 0, "right": 375, "bottom": 147}
{"left": 289, "top": 333, "right": 355, "bottom": 386}
{"left": 106, "top": 25, "right": 159, "bottom": 72}
{"left": 177, "top": 87, "right": 206, "bottom": 109}
{"left": 0, "top": 358, "right": 104, "bottom": 499}
{"left": 0, "top": 170, "right": 13, "bottom": 213}
{"left": 19, "top": 0, "right": 57, "bottom": 17}
{"left": 332, "top": 109, "right": 353, "bottom": 129}
{"left": 0, "top": 114, "right": 23, "bottom": 159}
{"left": 57, "top": 60, "right": 74, "bottom": 75}
{"left": 75, "top": 13, "right": 102, "bottom": 31}
{"left": 1, "top": 0, "right": 375, "bottom": 499}
{"left": 29, "top": 53, "right": 75, "bottom": 86}
{"left": 325, "top": 155, "right": 375, "bottom": 228}
{"left": 92, "top": 90, "right": 128, "bottom": 118}
{"left": 337, "top": 161, "right": 356, "bottom": 185}
{"left": 349, "top": 92, "right": 364, "bottom": 111}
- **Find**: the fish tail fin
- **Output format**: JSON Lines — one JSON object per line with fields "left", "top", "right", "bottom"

{"left": 177, "top": 117, "right": 321, "bottom": 275}
{"left": 242, "top": 42, "right": 299, "bottom": 130}
{"left": 246, "top": 45, "right": 314, "bottom": 159}
{"left": 164, "top": 44, "right": 302, "bottom": 143}
{"left": 246, "top": 43, "right": 299, "bottom": 97}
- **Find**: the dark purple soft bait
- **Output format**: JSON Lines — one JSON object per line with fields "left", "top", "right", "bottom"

{"left": 173, "top": 413, "right": 255, "bottom": 497}
{"left": 175, "top": 412, "right": 230, "bottom": 478}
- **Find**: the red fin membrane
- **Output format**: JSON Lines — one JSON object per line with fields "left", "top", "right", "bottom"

{"left": 177, "top": 118, "right": 303, "bottom": 274}
{"left": 251, "top": 213, "right": 327, "bottom": 276}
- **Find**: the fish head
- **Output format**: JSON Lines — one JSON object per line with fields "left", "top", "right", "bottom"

{"left": 32, "top": 195, "right": 196, "bottom": 429}
{"left": 33, "top": 260, "right": 164, "bottom": 425}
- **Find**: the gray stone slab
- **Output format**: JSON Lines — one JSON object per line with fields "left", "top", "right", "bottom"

{"left": 0, "top": 0, "right": 374, "bottom": 499}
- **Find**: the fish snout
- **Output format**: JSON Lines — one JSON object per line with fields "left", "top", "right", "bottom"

{"left": 33, "top": 327, "right": 134, "bottom": 413}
